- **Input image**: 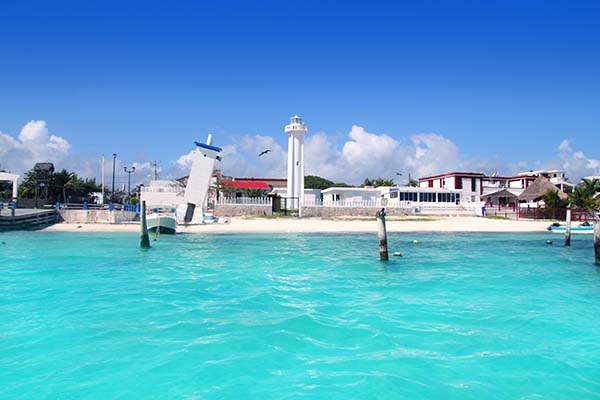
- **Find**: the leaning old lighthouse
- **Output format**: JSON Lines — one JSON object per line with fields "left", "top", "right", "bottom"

{"left": 284, "top": 115, "right": 308, "bottom": 209}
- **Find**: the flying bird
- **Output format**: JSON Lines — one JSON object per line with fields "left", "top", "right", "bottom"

{"left": 257, "top": 149, "right": 272, "bottom": 157}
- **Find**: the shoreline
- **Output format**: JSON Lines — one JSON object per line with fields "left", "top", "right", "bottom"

{"left": 41, "top": 216, "right": 556, "bottom": 233}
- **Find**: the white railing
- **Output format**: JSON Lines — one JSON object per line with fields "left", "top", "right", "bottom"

{"left": 140, "top": 187, "right": 183, "bottom": 194}
{"left": 414, "top": 206, "right": 479, "bottom": 216}
{"left": 301, "top": 199, "right": 482, "bottom": 216}
{"left": 302, "top": 199, "right": 469, "bottom": 209}
{"left": 216, "top": 197, "right": 273, "bottom": 206}
{"left": 303, "top": 199, "right": 387, "bottom": 208}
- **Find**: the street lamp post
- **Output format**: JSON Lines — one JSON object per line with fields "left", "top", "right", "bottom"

{"left": 123, "top": 166, "right": 136, "bottom": 198}
{"left": 111, "top": 153, "right": 117, "bottom": 202}
{"left": 396, "top": 172, "right": 402, "bottom": 186}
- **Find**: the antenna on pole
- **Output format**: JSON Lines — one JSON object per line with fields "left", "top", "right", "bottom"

{"left": 151, "top": 160, "right": 160, "bottom": 180}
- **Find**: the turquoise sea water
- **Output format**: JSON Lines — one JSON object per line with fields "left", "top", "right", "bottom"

{"left": 1, "top": 231, "right": 600, "bottom": 399}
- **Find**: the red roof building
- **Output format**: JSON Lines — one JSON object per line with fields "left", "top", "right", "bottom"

{"left": 221, "top": 181, "right": 271, "bottom": 190}
{"left": 230, "top": 177, "right": 287, "bottom": 188}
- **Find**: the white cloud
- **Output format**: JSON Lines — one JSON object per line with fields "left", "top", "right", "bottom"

{"left": 304, "top": 126, "right": 484, "bottom": 184}
{"left": 558, "top": 139, "right": 571, "bottom": 152}
{"left": 553, "top": 139, "right": 600, "bottom": 181}
{"left": 215, "top": 135, "right": 287, "bottom": 178}
{"left": 170, "top": 136, "right": 286, "bottom": 181}
{"left": 0, "top": 120, "right": 71, "bottom": 175}
{"left": 175, "top": 150, "right": 198, "bottom": 170}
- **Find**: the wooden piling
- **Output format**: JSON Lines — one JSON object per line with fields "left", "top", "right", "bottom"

{"left": 565, "top": 208, "right": 572, "bottom": 247}
{"left": 140, "top": 201, "right": 151, "bottom": 249}
{"left": 594, "top": 221, "right": 600, "bottom": 265}
{"left": 376, "top": 208, "right": 388, "bottom": 261}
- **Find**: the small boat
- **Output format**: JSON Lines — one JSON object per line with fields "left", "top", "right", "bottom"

{"left": 547, "top": 221, "right": 593, "bottom": 234}
{"left": 147, "top": 212, "right": 177, "bottom": 234}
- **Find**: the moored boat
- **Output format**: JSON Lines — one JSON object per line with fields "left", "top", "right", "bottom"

{"left": 547, "top": 222, "right": 593, "bottom": 234}
{"left": 147, "top": 212, "right": 177, "bottom": 234}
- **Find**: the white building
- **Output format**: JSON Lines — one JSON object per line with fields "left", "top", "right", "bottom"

{"left": 482, "top": 174, "right": 536, "bottom": 197}
{"left": 285, "top": 115, "right": 307, "bottom": 209}
{"left": 518, "top": 170, "right": 574, "bottom": 192}
{"left": 140, "top": 180, "right": 185, "bottom": 209}
{"left": 582, "top": 175, "right": 600, "bottom": 183}
{"left": 419, "top": 169, "right": 574, "bottom": 210}
{"left": 0, "top": 172, "right": 19, "bottom": 201}
{"left": 320, "top": 187, "right": 382, "bottom": 204}
{"left": 300, "top": 185, "right": 482, "bottom": 215}
{"left": 418, "top": 172, "right": 484, "bottom": 203}
{"left": 381, "top": 186, "right": 461, "bottom": 206}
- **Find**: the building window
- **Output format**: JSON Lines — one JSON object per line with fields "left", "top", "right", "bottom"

{"left": 471, "top": 178, "right": 477, "bottom": 192}
{"left": 456, "top": 178, "right": 463, "bottom": 189}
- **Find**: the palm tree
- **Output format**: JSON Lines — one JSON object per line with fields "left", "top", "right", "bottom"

{"left": 52, "top": 169, "right": 75, "bottom": 203}
{"left": 568, "top": 178, "right": 600, "bottom": 211}
{"left": 541, "top": 189, "right": 568, "bottom": 219}
{"left": 373, "top": 177, "right": 395, "bottom": 187}
{"left": 407, "top": 178, "right": 419, "bottom": 187}
{"left": 542, "top": 189, "right": 568, "bottom": 209}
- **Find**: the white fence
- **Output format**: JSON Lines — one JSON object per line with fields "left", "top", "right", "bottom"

{"left": 214, "top": 197, "right": 483, "bottom": 216}
{"left": 303, "top": 199, "right": 386, "bottom": 208}
{"left": 216, "top": 197, "right": 273, "bottom": 206}
{"left": 140, "top": 187, "right": 182, "bottom": 194}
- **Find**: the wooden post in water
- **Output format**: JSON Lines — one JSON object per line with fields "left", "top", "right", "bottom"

{"left": 594, "top": 221, "right": 600, "bottom": 265}
{"left": 376, "top": 208, "right": 388, "bottom": 261}
{"left": 565, "top": 207, "right": 572, "bottom": 247}
{"left": 140, "top": 201, "right": 151, "bottom": 249}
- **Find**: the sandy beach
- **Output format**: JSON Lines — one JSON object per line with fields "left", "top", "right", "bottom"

{"left": 42, "top": 216, "right": 554, "bottom": 233}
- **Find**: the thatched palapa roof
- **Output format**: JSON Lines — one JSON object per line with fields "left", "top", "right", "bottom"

{"left": 484, "top": 189, "right": 518, "bottom": 200}
{"left": 517, "top": 176, "right": 567, "bottom": 201}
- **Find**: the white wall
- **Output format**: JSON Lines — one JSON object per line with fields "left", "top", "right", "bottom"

{"left": 140, "top": 190, "right": 183, "bottom": 208}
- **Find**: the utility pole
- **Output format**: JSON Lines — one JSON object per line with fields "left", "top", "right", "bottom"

{"left": 152, "top": 160, "right": 159, "bottom": 180}
{"left": 111, "top": 153, "right": 117, "bottom": 202}
{"left": 101, "top": 155, "right": 105, "bottom": 205}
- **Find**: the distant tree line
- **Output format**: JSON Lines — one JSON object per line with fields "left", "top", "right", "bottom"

{"left": 304, "top": 175, "right": 350, "bottom": 189}
{"left": 17, "top": 167, "right": 102, "bottom": 204}
{"left": 304, "top": 175, "right": 418, "bottom": 190}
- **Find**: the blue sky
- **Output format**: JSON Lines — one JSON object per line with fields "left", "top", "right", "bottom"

{"left": 1, "top": 0, "right": 599, "bottom": 185}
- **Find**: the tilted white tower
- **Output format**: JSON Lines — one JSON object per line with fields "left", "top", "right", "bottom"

{"left": 182, "top": 134, "right": 223, "bottom": 223}
{"left": 284, "top": 115, "right": 308, "bottom": 209}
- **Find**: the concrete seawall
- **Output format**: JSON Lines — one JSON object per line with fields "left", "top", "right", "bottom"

{"left": 214, "top": 204, "right": 272, "bottom": 217}
{"left": 59, "top": 209, "right": 138, "bottom": 224}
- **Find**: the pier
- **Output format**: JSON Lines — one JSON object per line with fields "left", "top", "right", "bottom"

{"left": 0, "top": 208, "right": 58, "bottom": 231}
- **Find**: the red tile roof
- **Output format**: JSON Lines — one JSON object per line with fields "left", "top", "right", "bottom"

{"left": 419, "top": 172, "right": 485, "bottom": 181}
{"left": 222, "top": 181, "right": 270, "bottom": 189}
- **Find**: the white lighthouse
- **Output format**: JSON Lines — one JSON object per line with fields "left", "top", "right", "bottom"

{"left": 285, "top": 115, "right": 308, "bottom": 209}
